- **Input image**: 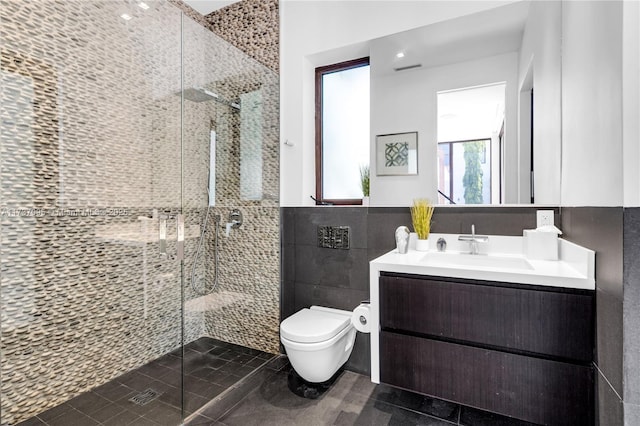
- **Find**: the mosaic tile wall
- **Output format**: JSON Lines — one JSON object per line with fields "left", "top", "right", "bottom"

{"left": 178, "top": 0, "right": 280, "bottom": 358}
{"left": 182, "top": 13, "right": 281, "bottom": 356}
{"left": 206, "top": 0, "right": 280, "bottom": 73}
{"left": 0, "top": 0, "right": 279, "bottom": 424}
{"left": 178, "top": 0, "right": 281, "bottom": 355}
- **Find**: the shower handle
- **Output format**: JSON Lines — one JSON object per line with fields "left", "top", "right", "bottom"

{"left": 156, "top": 213, "right": 182, "bottom": 260}
{"left": 159, "top": 217, "right": 167, "bottom": 255}
{"left": 176, "top": 214, "right": 184, "bottom": 261}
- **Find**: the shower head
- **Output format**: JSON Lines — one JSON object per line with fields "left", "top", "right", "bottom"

{"left": 182, "top": 87, "right": 219, "bottom": 103}
{"left": 180, "top": 87, "right": 241, "bottom": 111}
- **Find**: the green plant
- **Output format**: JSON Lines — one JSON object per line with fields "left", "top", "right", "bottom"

{"left": 463, "top": 141, "right": 484, "bottom": 204}
{"left": 359, "top": 165, "right": 370, "bottom": 197}
{"left": 410, "top": 198, "right": 434, "bottom": 239}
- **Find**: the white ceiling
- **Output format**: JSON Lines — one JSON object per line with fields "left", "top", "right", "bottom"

{"left": 183, "top": 0, "right": 240, "bottom": 16}
{"left": 437, "top": 83, "right": 506, "bottom": 142}
{"left": 372, "top": 1, "right": 530, "bottom": 76}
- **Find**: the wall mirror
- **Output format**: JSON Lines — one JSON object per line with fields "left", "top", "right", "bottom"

{"left": 368, "top": 0, "right": 561, "bottom": 206}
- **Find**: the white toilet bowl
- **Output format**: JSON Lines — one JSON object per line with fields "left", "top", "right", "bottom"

{"left": 280, "top": 306, "right": 357, "bottom": 383}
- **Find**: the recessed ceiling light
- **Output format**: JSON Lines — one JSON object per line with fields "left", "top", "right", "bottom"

{"left": 120, "top": 13, "right": 133, "bottom": 20}
{"left": 396, "top": 52, "right": 405, "bottom": 58}
{"left": 138, "top": 2, "right": 150, "bottom": 10}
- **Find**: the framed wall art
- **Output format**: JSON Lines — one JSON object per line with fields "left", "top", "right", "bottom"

{"left": 376, "top": 132, "right": 418, "bottom": 176}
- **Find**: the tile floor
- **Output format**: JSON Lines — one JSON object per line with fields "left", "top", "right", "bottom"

{"left": 185, "top": 357, "right": 539, "bottom": 426}
{"left": 15, "top": 338, "right": 274, "bottom": 426}
{"left": 15, "top": 344, "right": 540, "bottom": 426}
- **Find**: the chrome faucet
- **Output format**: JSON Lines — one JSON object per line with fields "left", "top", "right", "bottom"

{"left": 458, "top": 224, "right": 488, "bottom": 255}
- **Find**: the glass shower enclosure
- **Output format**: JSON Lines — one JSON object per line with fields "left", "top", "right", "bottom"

{"left": 0, "top": 1, "right": 279, "bottom": 424}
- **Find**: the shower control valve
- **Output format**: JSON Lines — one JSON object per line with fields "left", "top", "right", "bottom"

{"left": 229, "top": 209, "right": 243, "bottom": 228}
{"left": 225, "top": 209, "right": 243, "bottom": 237}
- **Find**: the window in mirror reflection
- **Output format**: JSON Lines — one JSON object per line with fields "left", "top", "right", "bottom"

{"left": 315, "top": 57, "right": 370, "bottom": 205}
{"left": 438, "top": 140, "right": 491, "bottom": 204}
{"left": 437, "top": 83, "right": 505, "bottom": 205}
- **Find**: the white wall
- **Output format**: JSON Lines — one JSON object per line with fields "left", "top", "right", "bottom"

{"left": 518, "top": 0, "right": 561, "bottom": 205}
{"left": 280, "top": 0, "right": 517, "bottom": 206}
{"left": 369, "top": 52, "right": 518, "bottom": 206}
{"left": 561, "top": 1, "right": 623, "bottom": 207}
{"left": 623, "top": 0, "right": 640, "bottom": 207}
{"left": 281, "top": 1, "right": 636, "bottom": 208}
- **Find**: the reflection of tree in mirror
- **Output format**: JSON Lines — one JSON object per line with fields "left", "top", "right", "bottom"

{"left": 463, "top": 141, "right": 484, "bottom": 204}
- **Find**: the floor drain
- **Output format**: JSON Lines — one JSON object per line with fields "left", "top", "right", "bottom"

{"left": 129, "top": 388, "right": 161, "bottom": 406}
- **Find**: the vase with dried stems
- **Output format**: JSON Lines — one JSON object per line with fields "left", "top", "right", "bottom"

{"left": 410, "top": 198, "right": 434, "bottom": 251}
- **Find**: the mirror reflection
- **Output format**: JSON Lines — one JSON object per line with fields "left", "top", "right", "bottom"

{"left": 369, "top": 0, "right": 561, "bottom": 205}
{"left": 437, "top": 83, "right": 505, "bottom": 205}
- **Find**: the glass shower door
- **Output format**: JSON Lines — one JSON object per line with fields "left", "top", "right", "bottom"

{"left": 0, "top": 1, "right": 187, "bottom": 424}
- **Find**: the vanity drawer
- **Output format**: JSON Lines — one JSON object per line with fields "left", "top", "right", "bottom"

{"left": 380, "top": 331, "right": 594, "bottom": 426}
{"left": 380, "top": 274, "right": 594, "bottom": 361}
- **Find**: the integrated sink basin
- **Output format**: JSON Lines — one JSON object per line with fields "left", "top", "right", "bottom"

{"left": 421, "top": 252, "right": 534, "bottom": 271}
{"left": 369, "top": 232, "right": 595, "bottom": 290}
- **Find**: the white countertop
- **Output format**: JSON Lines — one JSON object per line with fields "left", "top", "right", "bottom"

{"left": 370, "top": 233, "right": 595, "bottom": 290}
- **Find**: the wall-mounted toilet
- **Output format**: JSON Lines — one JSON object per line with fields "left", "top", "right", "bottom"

{"left": 280, "top": 305, "right": 360, "bottom": 383}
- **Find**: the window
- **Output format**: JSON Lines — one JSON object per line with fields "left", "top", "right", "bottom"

{"left": 315, "top": 57, "right": 370, "bottom": 205}
{"left": 437, "top": 83, "right": 505, "bottom": 205}
{"left": 437, "top": 139, "right": 492, "bottom": 204}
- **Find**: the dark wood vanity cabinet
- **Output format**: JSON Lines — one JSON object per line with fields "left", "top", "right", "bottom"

{"left": 379, "top": 273, "right": 595, "bottom": 426}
